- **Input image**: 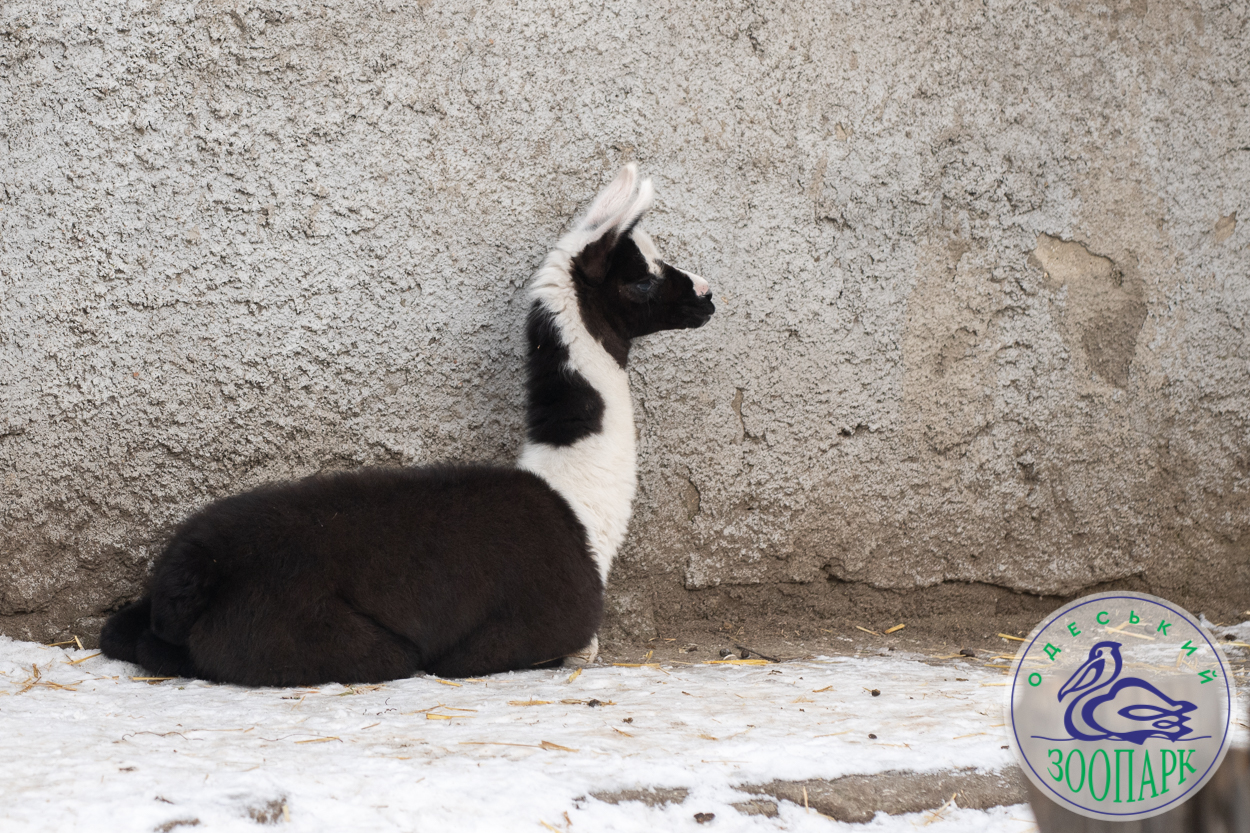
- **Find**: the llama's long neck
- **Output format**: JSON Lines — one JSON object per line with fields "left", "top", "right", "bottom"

{"left": 517, "top": 250, "right": 636, "bottom": 584}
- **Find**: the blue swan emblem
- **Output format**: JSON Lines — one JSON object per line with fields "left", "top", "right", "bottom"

{"left": 1046, "top": 640, "right": 1201, "bottom": 745}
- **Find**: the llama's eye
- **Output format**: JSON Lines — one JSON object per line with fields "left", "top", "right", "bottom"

{"left": 621, "top": 277, "right": 656, "bottom": 303}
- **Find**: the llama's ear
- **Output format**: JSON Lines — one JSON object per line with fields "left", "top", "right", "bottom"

{"left": 572, "top": 170, "right": 656, "bottom": 284}
{"left": 613, "top": 177, "right": 654, "bottom": 236}
{"left": 579, "top": 163, "right": 639, "bottom": 232}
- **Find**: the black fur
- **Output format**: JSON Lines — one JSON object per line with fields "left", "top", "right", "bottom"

{"left": 572, "top": 234, "right": 715, "bottom": 367}
{"left": 100, "top": 597, "right": 197, "bottom": 677}
{"left": 524, "top": 303, "right": 605, "bottom": 447}
{"left": 103, "top": 466, "right": 602, "bottom": 685}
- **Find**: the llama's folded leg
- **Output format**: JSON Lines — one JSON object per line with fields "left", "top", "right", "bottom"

{"left": 191, "top": 593, "right": 422, "bottom": 686}
{"left": 564, "top": 633, "right": 599, "bottom": 668}
{"left": 135, "top": 629, "right": 197, "bottom": 678}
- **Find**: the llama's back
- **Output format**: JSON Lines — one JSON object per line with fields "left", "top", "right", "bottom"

{"left": 105, "top": 464, "right": 603, "bottom": 685}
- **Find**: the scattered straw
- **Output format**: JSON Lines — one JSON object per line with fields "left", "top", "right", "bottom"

{"left": 335, "top": 685, "right": 373, "bottom": 696}
{"left": 997, "top": 633, "right": 1025, "bottom": 642}
{"left": 812, "top": 686, "right": 832, "bottom": 693}
{"left": 610, "top": 663, "right": 659, "bottom": 668}
{"left": 613, "top": 728, "right": 634, "bottom": 737}
{"left": 294, "top": 736, "right": 340, "bottom": 744}
{"left": 67, "top": 653, "right": 101, "bottom": 666}
{"left": 923, "top": 792, "right": 958, "bottom": 825}
{"left": 539, "top": 821, "right": 560, "bottom": 832}
{"left": 884, "top": 623, "right": 906, "bottom": 634}
{"left": 435, "top": 679, "right": 462, "bottom": 687}
{"left": 16, "top": 664, "right": 84, "bottom": 694}
{"left": 561, "top": 698, "right": 615, "bottom": 706}
{"left": 402, "top": 704, "right": 452, "bottom": 715}
{"left": 952, "top": 732, "right": 987, "bottom": 740}
{"left": 566, "top": 668, "right": 582, "bottom": 683}
{"left": 735, "top": 644, "right": 782, "bottom": 662}
{"left": 705, "top": 659, "right": 769, "bottom": 666}
{"left": 459, "top": 740, "right": 579, "bottom": 753}
{"left": 426, "top": 713, "right": 471, "bottom": 721}
{"left": 855, "top": 626, "right": 882, "bottom": 636}
{"left": 510, "top": 700, "right": 552, "bottom": 707}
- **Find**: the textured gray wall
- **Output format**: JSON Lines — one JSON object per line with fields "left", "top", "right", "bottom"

{"left": 2, "top": 0, "right": 1248, "bottom": 642}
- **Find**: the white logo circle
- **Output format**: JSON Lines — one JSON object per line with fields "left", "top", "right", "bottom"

{"left": 1006, "top": 592, "right": 1236, "bottom": 820}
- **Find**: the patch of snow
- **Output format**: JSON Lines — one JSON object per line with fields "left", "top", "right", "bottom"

{"left": 1, "top": 636, "right": 1243, "bottom": 831}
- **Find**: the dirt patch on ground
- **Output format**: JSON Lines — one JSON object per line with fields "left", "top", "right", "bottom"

{"left": 590, "top": 769, "right": 1029, "bottom": 823}
{"left": 743, "top": 768, "right": 1028, "bottom": 823}
{"left": 590, "top": 787, "right": 690, "bottom": 807}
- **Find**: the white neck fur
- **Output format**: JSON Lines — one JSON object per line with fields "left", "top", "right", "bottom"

{"left": 517, "top": 246, "right": 637, "bottom": 585}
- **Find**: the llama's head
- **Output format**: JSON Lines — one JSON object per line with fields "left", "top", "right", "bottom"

{"left": 555, "top": 164, "right": 715, "bottom": 364}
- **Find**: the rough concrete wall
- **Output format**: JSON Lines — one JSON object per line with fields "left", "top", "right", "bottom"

{"left": 1, "top": 0, "right": 1248, "bottom": 642}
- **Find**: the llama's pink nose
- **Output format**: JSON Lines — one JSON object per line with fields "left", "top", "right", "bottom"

{"left": 689, "top": 272, "right": 711, "bottom": 297}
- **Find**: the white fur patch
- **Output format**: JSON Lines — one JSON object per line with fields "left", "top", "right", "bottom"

{"left": 518, "top": 247, "right": 637, "bottom": 584}
{"left": 631, "top": 229, "right": 662, "bottom": 275}
{"left": 686, "top": 271, "right": 711, "bottom": 296}
{"left": 582, "top": 164, "right": 639, "bottom": 230}
{"left": 564, "top": 633, "right": 599, "bottom": 667}
{"left": 517, "top": 168, "right": 670, "bottom": 585}
{"left": 632, "top": 230, "right": 710, "bottom": 296}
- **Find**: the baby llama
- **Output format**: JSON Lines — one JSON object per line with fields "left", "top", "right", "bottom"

{"left": 100, "top": 165, "right": 715, "bottom": 685}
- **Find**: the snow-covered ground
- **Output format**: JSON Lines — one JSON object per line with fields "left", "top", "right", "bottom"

{"left": 2, "top": 635, "right": 1245, "bottom": 832}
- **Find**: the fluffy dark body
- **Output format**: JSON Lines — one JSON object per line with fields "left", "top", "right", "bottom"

{"left": 101, "top": 466, "right": 601, "bottom": 685}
